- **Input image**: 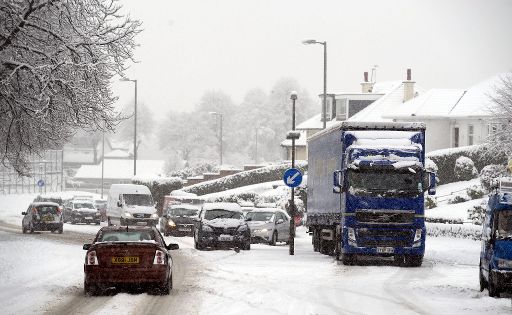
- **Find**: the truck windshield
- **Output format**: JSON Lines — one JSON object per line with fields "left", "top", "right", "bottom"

{"left": 123, "top": 194, "right": 153, "bottom": 206}
{"left": 347, "top": 169, "right": 422, "bottom": 197}
{"left": 496, "top": 210, "right": 512, "bottom": 239}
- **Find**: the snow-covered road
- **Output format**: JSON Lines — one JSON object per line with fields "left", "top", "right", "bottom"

{"left": 0, "top": 193, "right": 511, "bottom": 314}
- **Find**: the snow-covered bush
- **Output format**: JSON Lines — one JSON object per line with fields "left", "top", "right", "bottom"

{"left": 447, "top": 193, "right": 470, "bottom": 204}
{"left": 168, "top": 162, "right": 218, "bottom": 179}
{"left": 424, "top": 195, "right": 437, "bottom": 209}
{"left": 468, "top": 204, "right": 486, "bottom": 225}
{"left": 427, "top": 145, "right": 507, "bottom": 184}
{"left": 454, "top": 156, "right": 478, "bottom": 181}
{"left": 466, "top": 185, "right": 485, "bottom": 200}
{"left": 210, "top": 192, "right": 258, "bottom": 204}
{"left": 479, "top": 164, "right": 508, "bottom": 192}
{"left": 132, "top": 175, "right": 183, "bottom": 214}
{"left": 182, "top": 161, "right": 307, "bottom": 196}
{"left": 426, "top": 222, "right": 482, "bottom": 240}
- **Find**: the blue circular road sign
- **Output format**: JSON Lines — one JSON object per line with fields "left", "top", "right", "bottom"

{"left": 283, "top": 168, "right": 303, "bottom": 188}
{"left": 37, "top": 179, "right": 45, "bottom": 187}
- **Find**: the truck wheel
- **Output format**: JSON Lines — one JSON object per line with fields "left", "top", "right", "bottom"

{"left": 319, "top": 239, "right": 334, "bottom": 256}
{"left": 479, "top": 262, "right": 487, "bottom": 292}
{"left": 342, "top": 253, "right": 356, "bottom": 265}
{"left": 107, "top": 217, "right": 112, "bottom": 226}
{"left": 270, "top": 231, "right": 277, "bottom": 246}
{"left": 404, "top": 255, "right": 423, "bottom": 267}
{"left": 488, "top": 271, "right": 499, "bottom": 297}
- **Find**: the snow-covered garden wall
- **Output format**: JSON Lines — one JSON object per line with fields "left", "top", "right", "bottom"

{"left": 132, "top": 175, "right": 183, "bottom": 214}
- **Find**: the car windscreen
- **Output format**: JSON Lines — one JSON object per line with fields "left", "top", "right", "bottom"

{"left": 168, "top": 208, "right": 198, "bottom": 217}
{"left": 204, "top": 209, "right": 242, "bottom": 220}
{"left": 74, "top": 203, "right": 94, "bottom": 209}
{"left": 97, "top": 231, "right": 156, "bottom": 242}
{"left": 123, "top": 194, "right": 153, "bottom": 206}
{"left": 496, "top": 210, "right": 512, "bottom": 239}
{"left": 35, "top": 205, "right": 59, "bottom": 215}
{"left": 246, "top": 212, "right": 274, "bottom": 222}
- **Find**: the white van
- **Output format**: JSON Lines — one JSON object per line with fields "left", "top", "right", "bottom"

{"left": 106, "top": 184, "right": 159, "bottom": 226}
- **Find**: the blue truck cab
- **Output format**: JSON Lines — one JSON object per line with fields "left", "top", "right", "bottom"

{"left": 307, "top": 121, "right": 436, "bottom": 266}
{"left": 479, "top": 178, "right": 512, "bottom": 297}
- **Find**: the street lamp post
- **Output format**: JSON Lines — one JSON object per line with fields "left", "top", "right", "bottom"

{"left": 209, "top": 112, "right": 223, "bottom": 166}
{"left": 288, "top": 91, "right": 298, "bottom": 255}
{"left": 120, "top": 77, "right": 138, "bottom": 175}
{"left": 302, "top": 39, "right": 327, "bottom": 129}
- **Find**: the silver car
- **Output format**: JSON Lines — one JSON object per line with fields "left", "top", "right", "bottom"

{"left": 246, "top": 208, "right": 290, "bottom": 245}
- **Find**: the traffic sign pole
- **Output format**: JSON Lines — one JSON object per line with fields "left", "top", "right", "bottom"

{"left": 289, "top": 92, "right": 297, "bottom": 255}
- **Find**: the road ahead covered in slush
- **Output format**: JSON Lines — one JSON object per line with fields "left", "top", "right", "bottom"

{"left": 0, "top": 217, "right": 510, "bottom": 315}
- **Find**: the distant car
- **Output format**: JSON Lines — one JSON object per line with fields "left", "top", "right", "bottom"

{"left": 22, "top": 202, "right": 63, "bottom": 234}
{"left": 194, "top": 202, "right": 251, "bottom": 250}
{"left": 160, "top": 204, "right": 199, "bottom": 236}
{"left": 68, "top": 200, "right": 101, "bottom": 225}
{"left": 246, "top": 208, "right": 290, "bottom": 245}
{"left": 93, "top": 199, "right": 107, "bottom": 222}
{"left": 83, "top": 226, "right": 179, "bottom": 295}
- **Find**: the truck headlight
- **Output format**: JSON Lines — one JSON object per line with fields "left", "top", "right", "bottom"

{"left": 150, "top": 213, "right": 159, "bottom": 219}
{"left": 413, "top": 229, "right": 422, "bottom": 247}
{"left": 497, "top": 258, "right": 512, "bottom": 269}
{"left": 124, "top": 212, "right": 132, "bottom": 218}
{"left": 347, "top": 228, "right": 357, "bottom": 246}
{"left": 168, "top": 219, "right": 176, "bottom": 227}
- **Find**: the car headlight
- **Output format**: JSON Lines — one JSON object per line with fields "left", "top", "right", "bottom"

{"left": 150, "top": 213, "right": 159, "bottom": 219}
{"left": 95, "top": 212, "right": 101, "bottom": 216}
{"left": 168, "top": 219, "right": 176, "bottom": 227}
{"left": 347, "top": 228, "right": 357, "bottom": 246}
{"left": 202, "top": 225, "right": 213, "bottom": 232}
{"left": 497, "top": 258, "right": 512, "bottom": 269}
{"left": 237, "top": 225, "right": 248, "bottom": 233}
{"left": 124, "top": 212, "right": 132, "bottom": 218}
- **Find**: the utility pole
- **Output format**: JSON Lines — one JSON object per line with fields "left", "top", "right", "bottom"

{"left": 289, "top": 91, "right": 298, "bottom": 255}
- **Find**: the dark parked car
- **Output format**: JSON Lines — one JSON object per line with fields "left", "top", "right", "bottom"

{"left": 160, "top": 204, "right": 199, "bottom": 236}
{"left": 22, "top": 202, "right": 63, "bottom": 234}
{"left": 83, "top": 226, "right": 179, "bottom": 295}
{"left": 194, "top": 202, "right": 251, "bottom": 250}
{"left": 68, "top": 200, "right": 101, "bottom": 225}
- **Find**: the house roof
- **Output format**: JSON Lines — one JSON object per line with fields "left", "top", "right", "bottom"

{"left": 295, "top": 114, "right": 344, "bottom": 131}
{"left": 74, "top": 159, "right": 165, "bottom": 180}
{"left": 348, "top": 81, "right": 425, "bottom": 122}
{"left": 104, "top": 149, "right": 131, "bottom": 158}
{"left": 383, "top": 89, "right": 466, "bottom": 119}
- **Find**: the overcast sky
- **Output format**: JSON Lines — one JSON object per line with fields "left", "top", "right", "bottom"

{"left": 113, "top": 0, "right": 512, "bottom": 117}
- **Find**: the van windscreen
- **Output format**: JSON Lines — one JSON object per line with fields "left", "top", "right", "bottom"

{"left": 123, "top": 194, "right": 153, "bottom": 206}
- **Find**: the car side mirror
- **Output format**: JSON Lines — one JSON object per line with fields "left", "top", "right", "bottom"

{"left": 117, "top": 201, "right": 122, "bottom": 207}
{"left": 166, "top": 243, "right": 179, "bottom": 250}
{"left": 21, "top": 212, "right": 27, "bottom": 215}
{"left": 245, "top": 217, "right": 252, "bottom": 222}
{"left": 83, "top": 244, "right": 92, "bottom": 250}
{"left": 276, "top": 218, "right": 284, "bottom": 224}
{"left": 428, "top": 172, "right": 437, "bottom": 195}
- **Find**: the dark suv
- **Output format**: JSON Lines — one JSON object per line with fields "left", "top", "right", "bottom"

{"left": 160, "top": 204, "right": 199, "bottom": 236}
{"left": 194, "top": 202, "right": 251, "bottom": 250}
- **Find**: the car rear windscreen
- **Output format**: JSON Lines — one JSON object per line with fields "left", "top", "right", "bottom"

{"left": 98, "top": 231, "right": 156, "bottom": 242}
{"left": 36, "top": 205, "right": 59, "bottom": 214}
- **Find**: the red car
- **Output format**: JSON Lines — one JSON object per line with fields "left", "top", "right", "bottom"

{"left": 83, "top": 226, "right": 179, "bottom": 295}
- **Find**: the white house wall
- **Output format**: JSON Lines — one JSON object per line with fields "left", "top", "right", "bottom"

{"left": 449, "top": 118, "right": 488, "bottom": 148}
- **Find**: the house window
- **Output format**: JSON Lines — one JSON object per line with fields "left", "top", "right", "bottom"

{"left": 453, "top": 127, "right": 459, "bottom": 147}
{"left": 336, "top": 99, "right": 348, "bottom": 120}
{"left": 488, "top": 123, "right": 500, "bottom": 136}
{"left": 468, "top": 125, "right": 474, "bottom": 145}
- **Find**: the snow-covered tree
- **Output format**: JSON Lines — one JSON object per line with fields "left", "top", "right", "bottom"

{"left": 114, "top": 102, "right": 154, "bottom": 152}
{"left": 486, "top": 73, "right": 512, "bottom": 156}
{"left": 0, "top": 0, "right": 141, "bottom": 174}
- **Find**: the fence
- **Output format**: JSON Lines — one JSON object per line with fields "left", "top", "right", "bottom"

{"left": 0, "top": 150, "right": 63, "bottom": 195}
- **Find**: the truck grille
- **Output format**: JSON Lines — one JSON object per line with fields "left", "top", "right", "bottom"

{"left": 356, "top": 209, "right": 415, "bottom": 225}
{"left": 356, "top": 228, "right": 413, "bottom": 247}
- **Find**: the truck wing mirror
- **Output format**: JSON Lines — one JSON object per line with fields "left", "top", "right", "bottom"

{"left": 428, "top": 172, "right": 437, "bottom": 195}
{"left": 333, "top": 170, "right": 345, "bottom": 194}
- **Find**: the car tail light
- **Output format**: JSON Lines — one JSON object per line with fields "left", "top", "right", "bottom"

{"left": 86, "top": 251, "right": 99, "bottom": 265}
{"left": 153, "top": 250, "right": 166, "bottom": 265}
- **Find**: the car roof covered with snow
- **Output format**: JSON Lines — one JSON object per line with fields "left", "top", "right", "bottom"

{"left": 250, "top": 207, "right": 281, "bottom": 213}
{"left": 202, "top": 202, "right": 242, "bottom": 212}
{"left": 30, "top": 201, "right": 60, "bottom": 207}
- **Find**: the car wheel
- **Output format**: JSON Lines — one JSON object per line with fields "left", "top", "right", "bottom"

{"left": 488, "top": 270, "right": 499, "bottom": 297}
{"left": 270, "top": 231, "right": 277, "bottom": 246}
{"left": 107, "top": 217, "right": 112, "bottom": 226}
{"left": 84, "top": 282, "right": 99, "bottom": 296}
{"left": 120, "top": 217, "right": 126, "bottom": 226}
{"left": 58, "top": 224, "right": 63, "bottom": 234}
{"left": 95, "top": 221, "right": 100, "bottom": 225}
{"left": 29, "top": 224, "right": 34, "bottom": 233}
{"left": 160, "top": 273, "right": 172, "bottom": 295}
{"left": 22, "top": 225, "right": 27, "bottom": 234}
{"left": 242, "top": 242, "right": 251, "bottom": 250}
{"left": 479, "top": 262, "right": 487, "bottom": 292}
{"left": 195, "top": 241, "right": 205, "bottom": 250}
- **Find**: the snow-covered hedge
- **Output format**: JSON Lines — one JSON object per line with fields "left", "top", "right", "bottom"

{"left": 132, "top": 175, "right": 183, "bottom": 214}
{"left": 454, "top": 156, "right": 478, "bottom": 181}
{"left": 425, "top": 195, "right": 437, "bottom": 209}
{"left": 427, "top": 145, "right": 507, "bottom": 184}
{"left": 426, "top": 222, "right": 482, "bottom": 240}
{"left": 182, "top": 161, "right": 308, "bottom": 196}
{"left": 479, "top": 164, "right": 508, "bottom": 191}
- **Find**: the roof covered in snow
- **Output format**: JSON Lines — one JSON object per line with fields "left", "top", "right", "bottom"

{"left": 74, "top": 159, "right": 165, "bottom": 180}
{"left": 104, "top": 149, "right": 131, "bottom": 158}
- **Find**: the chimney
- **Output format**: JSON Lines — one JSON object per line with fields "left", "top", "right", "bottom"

{"left": 403, "top": 68, "right": 416, "bottom": 102}
{"left": 361, "top": 71, "right": 373, "bottom": 93}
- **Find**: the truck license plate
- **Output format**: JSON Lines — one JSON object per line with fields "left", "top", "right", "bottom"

{"left": 376, "top": 247, "right": 394, "bottom": 254}
{"left": 219, "top": 235, "right": 233, "bottom": 242}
